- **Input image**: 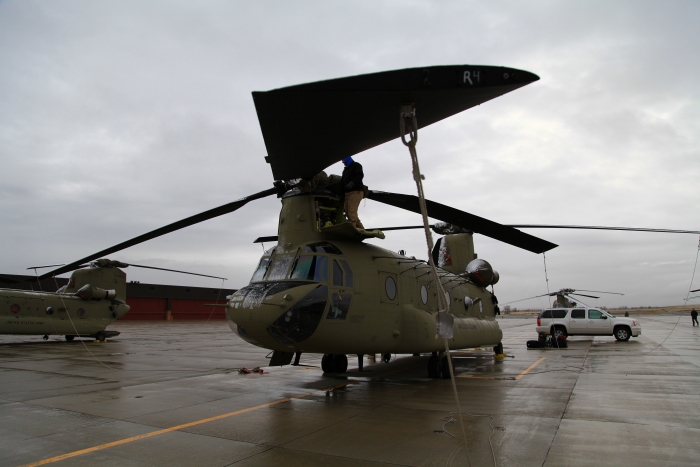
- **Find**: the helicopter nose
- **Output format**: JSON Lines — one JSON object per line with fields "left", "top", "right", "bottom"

{"left": 267, "top": 285, "right": 328, "bottom": 345}
{"left": 227, "top": 282, "right": 327, "bottom": 345}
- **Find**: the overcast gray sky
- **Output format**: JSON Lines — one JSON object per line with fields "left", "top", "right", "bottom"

{"left": 1, "top": 0, "right": 698, "bottom": 308}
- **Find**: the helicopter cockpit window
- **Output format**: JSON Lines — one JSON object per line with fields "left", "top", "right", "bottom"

{"left": 303, "top": 242, "right": 342, "bottom": 255}
{"left": 332, "top": 260, "right": 354, "bottom": 288}
{"left": 265, "top": 255, "right": 295, "bottom": 281}
{"left": 290, "top": 255, "right": 329, "bottom": 282}
{"left": 333, "top": 260, "right": 343, "bottom": 286}
{"left": 250, "top": 249, "right": 274, "bottom": 282}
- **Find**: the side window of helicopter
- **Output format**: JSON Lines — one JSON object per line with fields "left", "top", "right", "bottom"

{"left": 420, "top": 285, "right": 429, "bottom": 305}
{"left": 332, "top": 260, "right": 354, "bottom": 288}
{"left": 290, "top": 255, "right": 329, "bottom": 282}
{"left": 327, "top": 293, "right": 352, "bottom": 320}
{"left": 385, "top": 276, "right": 397, "bottom": 300}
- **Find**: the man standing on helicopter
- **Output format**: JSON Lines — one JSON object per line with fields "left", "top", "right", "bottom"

{"left": 341, "top": 156, "right": 365, "bottom": 230}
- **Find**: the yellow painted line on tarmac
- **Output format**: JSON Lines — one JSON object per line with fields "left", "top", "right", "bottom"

{"left": 515, "top": 356, "right": 546, "bottom": 380}
{"left": 18, "top": 382, "right": 352, "bottom": 467}
{"left": 19, "top": 354, "right": 442, "bottom": 467}
{"left": 18, "top": 348, "right": 508, "bottom": 466}
{"left": 502, "top": 332, "right": 533, "bottom": 343}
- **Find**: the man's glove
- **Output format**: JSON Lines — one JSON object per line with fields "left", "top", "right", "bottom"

{"left": 344, "top": 182, "right": 355, "bottom": 191}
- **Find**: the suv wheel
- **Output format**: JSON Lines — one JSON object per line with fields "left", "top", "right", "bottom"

{"left": 614, "top": 326, "right": 631, "bottom": 342}
{"left": 552, "top": 326, "right": 567, "bottom": 339}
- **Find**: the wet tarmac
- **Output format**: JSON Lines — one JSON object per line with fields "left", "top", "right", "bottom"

{"left": 0, "top": 315, "right": 698, "bottom": 466}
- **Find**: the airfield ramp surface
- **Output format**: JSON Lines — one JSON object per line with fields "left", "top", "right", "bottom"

{"left": 0, "top": 316, "right": 698, "bottom": 466}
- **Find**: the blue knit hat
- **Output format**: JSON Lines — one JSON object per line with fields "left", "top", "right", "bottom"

{"left": 342, "top": 157, "right": 354, "bottom": 166}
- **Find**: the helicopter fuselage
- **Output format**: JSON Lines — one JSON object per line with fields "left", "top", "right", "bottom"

{"left": 226, "top": 189, "right": 502, "bottom": 356}
{"left": 0, "top": 267, "right": 130, "bottom": 339}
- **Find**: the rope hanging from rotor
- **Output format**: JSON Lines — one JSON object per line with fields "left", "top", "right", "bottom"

{"left": 399, "top": 104, "right": 470, "bottom": 464}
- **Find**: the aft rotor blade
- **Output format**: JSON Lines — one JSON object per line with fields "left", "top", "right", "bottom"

{"left": 367, "top": 191, "right": 557, "bottom": 254}
{"left": 568, "top": 293, "right": 600, "bottom": 299}
{"left": 127, "top": 264, "right": 227, "bottom": 281}
{"left": 254, "top": 65, "right": 539, "bottom": 180}
{"left": 691, "top": 288, "right": 700, "bottom": 293}
{"left": 41, "top": 187, "right": 278, "bottom": 278}
{"left": 576, "top": 289, "right": 624, "bottom": 296}
{"left": 506, "top": 224, "right": 700, "bottom": 235}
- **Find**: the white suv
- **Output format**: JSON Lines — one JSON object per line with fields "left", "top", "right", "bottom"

{"left": 536, "top": 308, "right": 641, "bottom": 341}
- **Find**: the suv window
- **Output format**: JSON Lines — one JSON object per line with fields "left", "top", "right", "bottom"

{"left": 588, "top": 309, "right": 604, "bottom": 319}
{"left": 571, "top": 309, "right": 585, "bottom": 319}
{"left": 540, "top": 309, "right": 568, "bottom": 319}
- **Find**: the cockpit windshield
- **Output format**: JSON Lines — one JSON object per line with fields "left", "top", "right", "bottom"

{"left": 250, "top": 248, "right": 274, "bottom": 282}
{"left": 290, "top": 255, "right": 328, "bottom": 281}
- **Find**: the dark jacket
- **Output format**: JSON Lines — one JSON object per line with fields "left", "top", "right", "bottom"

{"left": 341, "top": 161, "right": 365, "bottom": 193}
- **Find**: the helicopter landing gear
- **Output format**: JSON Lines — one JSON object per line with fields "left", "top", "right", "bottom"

{"left": 65, "top": 335, "right": 75, "bottom": 342}
{"left": 95, "top": 332, "right": 106, "bottom": 342}
{"left": 382, "top": 353, "right": 391, "bottom": 363}
{"left": 428, "top": 352, "right": 453, "bottom": 379}
{"left": 321, "top": 354, "right": 348, "bottom": 373}
{"left": 357, "top": 354, "right": 365, "bottom": 372}
{"left": 42, "top": 335, "right": 49, "bottom": 341}
{"left": 292, "top": 351, "right": 302, "bottom": 366}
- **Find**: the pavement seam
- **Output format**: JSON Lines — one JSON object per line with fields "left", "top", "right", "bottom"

{"left": 540, "top": 339, "right": 592, "bottom": 467}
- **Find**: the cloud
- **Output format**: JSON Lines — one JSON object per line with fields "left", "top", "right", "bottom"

{"left": 0, "top": 0, "right": 698, "bottom": 305}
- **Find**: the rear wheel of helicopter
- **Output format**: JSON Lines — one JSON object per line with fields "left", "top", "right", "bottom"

{"left": 65, "top": 335, "right": 75, "bottom": 342}
{"left": 321, "top": 354, "right": 334, "bottom": 373}
{"left": 428, "top": 355, "right": 440, "bottom": 378}
{"left": 382, "top": 353, "right": 391, "bottom": 363}
{"left": 333, "top": 354, "right": 348, "bottom": 373}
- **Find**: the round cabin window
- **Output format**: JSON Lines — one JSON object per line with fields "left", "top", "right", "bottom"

{"left": 385, "top": 276, "right": 397, "bottom": 300}
{"left": 420, "top": 285, "right": 428, "bottom": 305}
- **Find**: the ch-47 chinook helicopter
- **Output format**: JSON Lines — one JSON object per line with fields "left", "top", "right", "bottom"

{"left": 507, "top": 288, "right": 625, "bottom": 309}
{"left": 1, "top": 260, "right": 225, "bottom": 342}
{"left": 37, "top": 65, "right": 700, "bottom": 378}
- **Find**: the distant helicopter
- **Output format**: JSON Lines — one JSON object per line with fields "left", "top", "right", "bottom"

{"left": 1, "top": 260, "right": 224, "bottom": 342}
{"left": 37, "top": 66, "right": 700, "bottom": 377}
{"left": 507, "top": 288, "right": 625, "bottom": 309}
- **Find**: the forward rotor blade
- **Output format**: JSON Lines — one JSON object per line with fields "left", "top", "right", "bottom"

{"left": 254, "top": 65, "right": 539, "bottom": 180}
{"left": 41, "top": 187, "right": 278, "bottom": 278}
{"left": 367, "top": 191, "right": 557, "bottom": 254}
{"left": 568, "top": 293, "right": 600, "bottom": 299}
{"left": 506, "top": 224, "right": 700, "bottom": 234}
{"left": 691, "top": 288, "right": 700, "bottom": 293}
{"left": 127, "top": 264, "right": 227, "bottom": 281}
{"left": 504, "top": 293, "right": 552, "bottom": 305}
{"left": 26, "top": 264, "right": 65, "bottom": 270}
